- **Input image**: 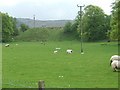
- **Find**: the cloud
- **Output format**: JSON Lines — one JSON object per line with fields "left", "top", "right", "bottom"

{"left": 0, "top": 0, "right": 113, "bottom": 20}
{"left": 0, "top": 0, "right": 20, "bottom": 7}
{"left": 0, "top": 0, "right": 65, "bottom": 7}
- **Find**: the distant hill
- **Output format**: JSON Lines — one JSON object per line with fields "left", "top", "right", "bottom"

{"left": 16, "top": 18, "right": 73, "bottom": 28}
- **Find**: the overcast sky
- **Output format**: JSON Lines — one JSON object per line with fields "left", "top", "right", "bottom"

{"left": 0, "top": 0, "right": 114, "bottom": 20}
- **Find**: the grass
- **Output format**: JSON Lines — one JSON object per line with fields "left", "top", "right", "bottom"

{"left": 0, "top": 43, "right": 2, "bottom": 89}
{"left": 2, "top": 41, "right": 119, "bottom": 88}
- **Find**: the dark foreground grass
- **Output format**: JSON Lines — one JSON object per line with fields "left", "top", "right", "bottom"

{"left": 2, "top": 41, "right": 119, "bottom": 88}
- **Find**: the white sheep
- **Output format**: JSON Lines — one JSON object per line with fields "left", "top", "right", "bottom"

{"left": 56, "top": 48, "right": 61, "bottom": 50}
{"left": 54, "top": 50, "right": 58, "bottom": 54}
{"left": 66, "top": 49, "right": 72, "bottom": 54}
{"left": 5, "top": 44, "right": 9, "bottom": 47}
{"left": 110, "top": 55, "right": 120, "bottom": 65}
{"left": 111, "top": 60, "right": 120, "bottom": 71}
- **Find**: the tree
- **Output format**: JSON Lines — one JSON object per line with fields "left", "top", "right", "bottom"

{"left": 12, "top": 18, "right": 19, "bottom": 36}
{"left": 1, "top": 12, "right": 19, "bottom": 42}
{"left": 63, "top": 22, "right": 72, "bottom": 33}
{"left": 0, "top": 14, "right": 2, "bottom": 42}
{"left": 20, "top": 23, "right": 29, "bottom": 32}
{"left": 105, "top": 15, "right": 111, "bottom": 41}
{"left": 71, "top": 21, "right": 78, "bottom": 32}
{"left": 110, "top": 0, "right": 120, "bottom": 40}
{"left": 1, "top": 12, "right": 14, "bottom": 42}
{"left": 78, "top": 5, "right": 108, "bottom": 41}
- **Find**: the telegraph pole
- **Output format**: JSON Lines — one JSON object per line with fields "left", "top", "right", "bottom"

{"left": 33, "top": 15, "right": 35, "bottom": 28}
{"left": 77, "top": 4, "right": 85, "bottom": 54}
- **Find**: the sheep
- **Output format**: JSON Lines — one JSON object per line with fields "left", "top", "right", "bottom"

{"left": 111, "top": 60, "right": 120, "bottom": 71}
{"left": 66, "top": 49, "right": 72, "bottom": 54}
{"left": 56, "top": 48, "right": 61, "bottom": 50}
{"left": 110, "top": 55, "right": 120, "bottom": 65}
{"left": 5, "top": 44, "right": 9, "bottom": 47}
{"left": 54, "top": 50, "right": 58, "bottom": 54}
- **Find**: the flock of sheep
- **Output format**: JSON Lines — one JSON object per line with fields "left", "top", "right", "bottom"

{"left": 54, "top": 48, "right": 72, "bottom": 54}
{"left": 54, "top": 47, "right": 120, "bottom": 72}
{"left": 5, "top": 44, "right": 120, "bottom": 72}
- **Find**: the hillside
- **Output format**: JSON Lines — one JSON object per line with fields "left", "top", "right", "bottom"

{"left": 16, "top": 18, "right": 73, "bottom": 28}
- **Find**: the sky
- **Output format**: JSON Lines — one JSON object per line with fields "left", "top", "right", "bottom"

{"left": 0, "top": 0, "right": 114, "bottom": 20}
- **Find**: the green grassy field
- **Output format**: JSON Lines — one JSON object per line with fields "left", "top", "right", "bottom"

{"left": 2, "top": 41, "right": 119, "bottom": 88}
{"left": 0, "top": 43, "right": 2, "bottom": 89}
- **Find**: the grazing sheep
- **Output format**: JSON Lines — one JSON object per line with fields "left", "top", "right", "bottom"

{"left": 66, "top": 49, "right": 72, "bottom": 54}
{"left": 56, "top": 48, "right": 61, "bottom": 50}
{"left": 110, "top": 55, "right": 120, "bottom": 65}
{"left": 5, "top": 44, "right": 9, "bottom": 47}
{"left": 54, "top": 50, "right": 58, "bottom": 54}
{"left": 111, "top": 60, "right": 120, "bottom": 71}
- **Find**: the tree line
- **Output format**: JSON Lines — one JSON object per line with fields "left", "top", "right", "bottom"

{"left": 0, "top": 12, "right": 29, "bottom": 42}
{"left": 0, "top": 0, "right": 119, "bottom": 42}
{"left": 64, "top": 0, "right": 119, "bottom": 42}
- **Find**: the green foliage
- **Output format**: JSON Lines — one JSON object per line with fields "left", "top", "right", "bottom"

{"left": 71, "top": 21, "right": 78, "bottom": 33}
{"left": 1, "top": 13, "right": 14, "bottom": 42}
{"left": 16, "top": 28, "right": 49, "bottom": 41}
{"left": 15, "top": 27, "right": 79, "bottom": 42}
{"left": 110, "top": 28, "right": 119, "bottom": 40}
{"left": 63, "top": 20, "right": 80, "bottom": 40}
{"left": 0, "top": 14, "right": 2, "bottom": 42}
{"left": 63, "top": 22, "right": 72, "bottom": 33}
{"left": 110, "top": 0, "right": 120, "bottom": 40}
{"left": 12, "top": 18, "right": 19, "bottom": 36}
{"left": 63, "top": 4, "right": 111, "bottom": 42}
{"left": 1, "top": 12, "right": 19, "bottom": 42}
{"left": 105, "top": 15, "right": 111, "bottom": 41}
{"left": 80, "top": 5, "right": 109, "bottom": 41}
{"left": 20, "top": 23, "right": 29, "bottom": 32}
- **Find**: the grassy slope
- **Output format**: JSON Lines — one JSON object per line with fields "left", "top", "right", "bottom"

{"left": 2, "top": 41, "right": 118, "bottom": 88}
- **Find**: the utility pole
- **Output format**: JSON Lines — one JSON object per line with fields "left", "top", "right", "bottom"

{"left": 33, "top": 15, "right": 35, "bottom": 28}
{"left": 77, "top": 4, "right": 85, "bottom": 54}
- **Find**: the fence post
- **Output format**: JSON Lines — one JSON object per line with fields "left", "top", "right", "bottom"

{"left": 38, "top": 80, "right": 45, "bottom": 90}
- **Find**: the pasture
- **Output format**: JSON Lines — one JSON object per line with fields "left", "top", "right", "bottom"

{"left": 2, "top": 41, "right": 119, "bottom": 88}
{"left": 0, "top": 43, "right": 2, "bottom": 89}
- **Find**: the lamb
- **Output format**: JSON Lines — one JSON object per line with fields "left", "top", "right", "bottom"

{"left": 56, "top": 48, "right": 61, "bottom": 50}
{"left": 54, "top": 50, "right": 58, "bottom": 54}
{"left": 5, "top": 44, "right": 9, "bottom": 47}
{"left": 111, "top": 60, "right": 120, "bottom": 71}
{"left": 110, "top": 55, "right": 120, "bottom": 65}
{"left": 66, "top": 49, "right": 72, "bottom": 54}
